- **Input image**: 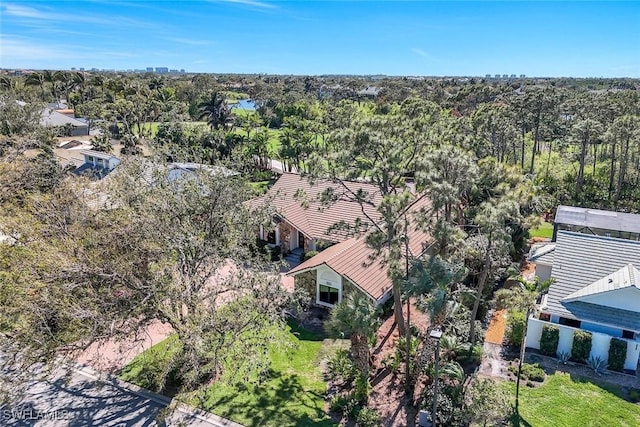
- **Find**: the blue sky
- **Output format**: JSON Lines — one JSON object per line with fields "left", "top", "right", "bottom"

{"left": 1, "top": 1, "right": 639, "bottom": 77}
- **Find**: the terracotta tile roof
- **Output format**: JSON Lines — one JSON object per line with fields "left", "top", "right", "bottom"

{"left": 248, "top": 173, "right": 384, "bottom": 242}
{"left": 288, "top": 195, "right": 432, "bottom": 302}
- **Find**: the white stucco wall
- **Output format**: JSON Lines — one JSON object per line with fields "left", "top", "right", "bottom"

{"left": 578, "top": 287, "right": 640, "bottom": 313}
{"left": 625, "top": 341, "right": 640, "bottom": 371}
{"left": 589, "top": 332, "right": 612, "bottom": 362}
{"left": 534, "top": 264, "right": 552, "bottom": 283}
{"left": 526, "top": 317, "right": 640, "bottom": 371}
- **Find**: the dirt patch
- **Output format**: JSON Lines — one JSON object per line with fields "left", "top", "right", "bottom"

{"left": 326, "top": 299, "right": 429, "bottom": 426}
{"left": 485, "top": 309, "right": 507, "bottom": 345}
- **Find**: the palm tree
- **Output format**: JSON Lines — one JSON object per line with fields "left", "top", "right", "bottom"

{"left": 494, "top": 276, "right": 552, "bottom": 412}
{"left": 25, "top": 72, "right": 47, "bottom": 100}
{"left": 198, "top": 92, "right": 232, "bottom": 131}
{"left": 325, "top": 294, "right": 380, "bottom": 379}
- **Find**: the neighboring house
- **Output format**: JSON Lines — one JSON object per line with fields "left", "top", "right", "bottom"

{"left": 527, "top": 226, "right": 640, "bottom": 371}
{"left": 552, "top": 205, "right": 640, "bottom": 241}
{"left": 73, "top": 150, "right": 121, "bottom": 179}
{"left": 40, "top": 108, "right": 89, "bottom": 136}
{"left": 287, "top": 196, "right": 431, "bottom": 308}
{"left": 248, "top": 173, "right": 431, "bottom": 308}
{"left": 248, "top": 173, "right": 384, "bottom": 254}
{"left": 167, "top": 162, "right": 239, "bottom": 181}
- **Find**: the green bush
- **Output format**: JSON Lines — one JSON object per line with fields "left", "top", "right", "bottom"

{"left": 608, "top": 338, "right": 627, "bottom": 372}
{"left": 354, "top": 374, "right": 371, "bottom": 404}
{"left": 505, "top": 311, "right": 526, "bottom": 346}
{"left": 540, "top": 325, "right": 560, "bottom": 357}
{"left": 329, "top": 393, "right": 358, "bottom": 416}
{"left": 326, "top": 349, "right": 357, "bottom": 384}
{"left": 509, "top": 362, "right": 545, "bottom": 382}
{"left": 571, "top": 330, "right": 592, "bottom": 363}
{"left": 303, "top": 250, "right": 318, "bottom": 261}
{"left": 355, "top": 406, "right": 382, "bottom": 427}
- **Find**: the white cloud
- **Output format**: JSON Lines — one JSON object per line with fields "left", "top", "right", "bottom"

{"left": 2, "top": 2, "right": 153, "bottom": 29}
{"left": 223, "top": 0, "right": 277, "bottom": 9}
{"left": 0, "top": 36, "right": 75, "bottom": 61}
{"left": 411, "top": 48, "right": 429, "bottom": 58}
{"left": 166, "top": 37, "right": 216, "bottom": 46}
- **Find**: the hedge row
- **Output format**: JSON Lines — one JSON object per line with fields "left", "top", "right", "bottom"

{"left": 540, "top": 325, "right": 559, "bottom": 357}
{"left": 608, "top": 338, "right": 627, "bottom": 372}
{"left": 571, "top": 330, "right": 592, "bottom": 363}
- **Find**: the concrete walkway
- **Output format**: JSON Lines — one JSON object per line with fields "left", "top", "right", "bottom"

{"left": 0, "top": 355, "right": 243, "bottom": 427}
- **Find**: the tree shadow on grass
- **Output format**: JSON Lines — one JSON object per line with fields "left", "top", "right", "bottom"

{"left": 199, "top": 369, "right": 333, "bottom": 427}
{"left": 510, "top": 408, "right": 533, "bottom": 427}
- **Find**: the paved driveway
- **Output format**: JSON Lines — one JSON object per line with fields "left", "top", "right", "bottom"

{"left": 0, "top": 358, "right": 241, "bottom": 427}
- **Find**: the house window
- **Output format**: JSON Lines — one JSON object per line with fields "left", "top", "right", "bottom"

{"left": 622, "top": 330, "right": 634, "bottom": 340}
{"left": 539, "top": 313, "right": 551, "bottom": 322}
{"left": 87, "top": 156, "right": 94, "bottom": 163}
{"left": 558, "top": 317, "right": 581, "bottom": 328}
{"left": 319, "top": 284, "right": 339, "bottom": 305}
{"left": 267, "top": 230, "right": 276, "bottom": 244}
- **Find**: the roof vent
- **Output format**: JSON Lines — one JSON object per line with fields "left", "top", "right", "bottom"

{"left": 608, "top": 278, "right": 613, "bottom": 283}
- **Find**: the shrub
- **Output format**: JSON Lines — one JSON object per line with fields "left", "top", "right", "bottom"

{"left": 509, "top": 362, "right": 545, "bottom": 382}
{"left": 326, "top": 349, "right": 357, "bottom": 384}
{"left": 355, "top": 407, "right": 382, "bottom": 427}
{"left": 329, "top": 394, "right": 358, "bottom": 416}
{"left": 505, "top": 311, "right": 526, "bottom": 346}
{"left": 455, "top": 344, "right": 483, "bottom": 366}
{"left": 303, "top": 250, "right": 319, "bottom": 261}
{"left": 540, "top": 325, "right": 560, "bottom": 357}
{"left": 354, "top": 373, "right": 371, "bottom": 404}
{"left": 608, "top": 338, "right": 627, "bottom": 372}
{"left": 571, "top": 330, "right": 592, "bottom": 363}
{"left": 587, "top": 355, "right": 608, "bottom": 375}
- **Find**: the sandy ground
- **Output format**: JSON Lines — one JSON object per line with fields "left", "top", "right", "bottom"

{"left": 484, "top": 309, "right": 507, "bottom": 345}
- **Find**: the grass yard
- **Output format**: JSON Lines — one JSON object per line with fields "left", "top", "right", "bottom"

{"left": 529, "top": 221, "right": 553, "bottom": 239}
{"left": 194, "top": 322, "right": 335, "bottom": 427}
{"left": 120, "top": 322, "right": 335, "bottom": 427}
{"left": 505, "top": 372, "right": 640, "bottom": 426}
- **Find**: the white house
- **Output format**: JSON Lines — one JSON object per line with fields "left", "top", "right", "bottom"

{"left": 73, "top": 150, "right": 121, "bottom": 179}
{"left": 527, "top": 229, "right": 640, "bottom": 371}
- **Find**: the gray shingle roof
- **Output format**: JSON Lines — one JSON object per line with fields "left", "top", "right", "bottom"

{"left": 528, "top": 243, "right": 555, "bottom": 264}
{"left": 555, "top": 205, "right": 640, "bottom": 234}
{"left": 561, "top": 301, "right": 640, "bottom": 332}
{"left": 546, "top": 231, "right": 640, "bottom": 329}
{"left": 563, "top": 264, "right": 640, "bottom": 301}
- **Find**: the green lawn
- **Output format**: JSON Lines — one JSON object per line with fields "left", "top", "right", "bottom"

{"left": 505, "top": 372, "right": 640, "bottom": 426}
{"left": 120, "top": 322, "right": 336, "bottom": 427}
{"left": 529, "top": 221, "right": 554, "bottom": 239}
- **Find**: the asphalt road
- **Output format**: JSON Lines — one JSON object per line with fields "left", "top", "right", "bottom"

{"left": 0, "top": 359, "right": 240, "bottom": 427}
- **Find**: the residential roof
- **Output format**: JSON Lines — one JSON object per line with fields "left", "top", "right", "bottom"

{"left": 40, "top": 109, "right": 88, "bottom": 129}
{"left": 545, "top": 231, "right": 640, "bottom": 329}
{"left": 287, "top": 196, "right": 432, "bottom": 302}
{"left": 528, "top": 243, "right": 555, "bottom": 264}
{"left": 563, "top": 264, "right": 640, "bottom": 302}
{"left": 73, "top": 163, "right": 111, "bottom": 179}
{"left": 169, "top": 162, "right": 239, "bottom": 178}
{"left": 248, "top": 173, "right": 384, "bottom": 242}
{"left": 554, "top": 205, "right": 640, "bottom": 234}
{"left": 81, "top": 150, "right": 118, "bottom": 160}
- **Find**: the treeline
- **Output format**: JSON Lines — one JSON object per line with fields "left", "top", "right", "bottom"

{"left": 2, "top": 71, "right": 640, "bottom": 210}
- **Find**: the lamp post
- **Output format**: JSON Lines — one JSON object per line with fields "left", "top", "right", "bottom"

{"left": 430, "top": 329, "right": 443, "bottom": 427}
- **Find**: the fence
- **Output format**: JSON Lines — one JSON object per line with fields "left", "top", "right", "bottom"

{"left": 526, "top": 317, "right": 640, "bottom": 371}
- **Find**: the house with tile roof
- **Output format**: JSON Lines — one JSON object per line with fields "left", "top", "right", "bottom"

{"left": 249, "top": 173, "right": 431, "bottom": 307}
{"left": 527, "top": 229, "right": 640, "bottom": 371}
